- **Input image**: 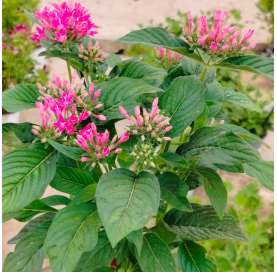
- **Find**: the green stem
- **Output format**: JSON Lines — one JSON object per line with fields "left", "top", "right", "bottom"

{"left": 199, "top": 66, "right": 208, "bottom": 81}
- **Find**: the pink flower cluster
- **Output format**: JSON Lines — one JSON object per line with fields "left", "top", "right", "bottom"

{"left": 32, "top": 1, "right": 97, "bottom": 43}
{"left": 184, "top": 10, "right": 255, "bottom": 55}
{"left": 76, "top": 123, "right": 129, "bottom": 162}
{"left": 119, "top": 98, "right": 172, "bottom": 142}
{"left": 33, "top": 77, "right": 106, "bottom": 138}
{"left": 155, "top": 47, "right": 183, "bottom": 64}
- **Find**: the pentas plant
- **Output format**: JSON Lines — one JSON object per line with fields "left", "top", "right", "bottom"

{"left": 2, "top": 3, "right": 274, "bottom": 272}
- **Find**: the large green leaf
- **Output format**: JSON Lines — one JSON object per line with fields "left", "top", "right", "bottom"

{"left": 164, "top": 205, "right": 246, "bottom": 241}
{"left": 45, "top": 203, "right": 100, "bottom": 272}
{"left": 177, "top": 126, "right": 260, "bottom": 170}
{"left": 243, "top": 160, "right": 274, "bottom": 190}
{"left": 111, "top": 59, "right": 166, "bottom": 86}
{"left": 51, "top": 166, "right": 96, "bottom": 195}
{"left": 98, "top": 77, "right": 163, "bottom": 120}
{"left": 3, "top": 84, "right": 39, "bottom": 112}
{"left": 3, "top": 145, "right": 57, "bottom": 214}
{"left": 48, "top": 140, "right": 84, "bottom": 160}
{"left": 160, "top": 76, "right": 205, "bottom": 137}
{"left": 178, "top": 241, "right": 216, "bottom": 272}
{"left": 4, "top": 213, "right": 54, "bottom": 272}
{"left": 197, "top": 167, "right": 227, "bottom": 218}
{"left": 3, "top": 123, "right": 36, "bottom": 143}
{"left": 205, "top": 80, "right": 261, "bottom": 112}
{"left": 96, "top": 168, "right": 160, "bottom": 247}
{"left": 74, "top": 231, "right": 113, "bottom": 272}
{"left": 127, "top": 229, "right": 144, "bottom": 256}
{"left": 158, "top": 172, "right": 192, "bottom": 211}
{"left": 134, "top": 233, "right": 176, "bottom": 272}
{"left": 119, "top": 27, "right": 195, "bottom": 57}
{"left": 217, "top": 55, "right": 274, "bottom": 80}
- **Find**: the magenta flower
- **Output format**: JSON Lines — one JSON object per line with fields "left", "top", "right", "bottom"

{"left": 76, "top": 123, "right": 129, "bottom": 163}
{"left": 184, "top": 10, "right": 256, "bottom": 55}
{"left": 34, "top": 76, "right": 106, "bottom": 139}
{"left": 119, "top": 97, "right": 172, "bottom": 142}
{"left": 32, "top": 1, "right": 97, "bottom": 44}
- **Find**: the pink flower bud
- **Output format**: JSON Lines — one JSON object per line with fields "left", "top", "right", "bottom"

{"left": 103, "top": 147, "right": 110, "bottom": 157}
{"left": 150, "top": 97, "right": 159, "bottom": 118}
{"left": 114, "top": 148, "right": 122, "bottom": 154}
{"left": 118, "top": 132, "right": 129, "bottom": 144}
{"left": 81, "top": 157, "right": 89, "bottom": 162}
{"left": 119, "top": 106, "right": 130, "bottom": 119}
{"left": 163, "top": 137, "right": 172, "bottom": 141}
{"left": 95, "top": 114, "right": 107, "bottom": 121}
{"left": 186, "top": 11, "right": 194, "bottom": 35}
{"left": 198, "top": 16, "right": 208, "bottom": 35}
{"left": 134, "top": 106, "right": 141, "bottom": 116}
{"left": 210, "top": 42, "right": 218, "bottom": 54}
{"left": 164, "top": 126, "right": 173, "bottom": 132}
{"left": 88, "top": 83, "right": 95, "bottom": 95}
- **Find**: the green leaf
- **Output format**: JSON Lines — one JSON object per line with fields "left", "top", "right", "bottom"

{"left": 98, "top": 77, "right": 163, "bottom": 120}
{"left": 177, "top": 126, "right": 260, "bottom": 170}
{"left": 3, "top": 123, "right": 35, "bottom": 143}
{"left": 164, "top": 205, "right": 246, "bottom": 241}
{"left": 48, "top": 140, "right": 83, "bottom": 160}
{"left": 217, "top": 55, "right": 274, "bottom": 80}
{"left": 4, "top": 213, "right": 53, "bottom": 272}
{"left": 74, "top": 231, "right": 113, "bottom": 272}
{"left": 178, "top": 241, "right": 216, "bottom": 272}
{"left": 158, "top": 172, "right": 192, "bottom": 211}
{"left": 243, "top": 161, "right": 274, "bottom": 190}
{"left": 69, "top": 183, "right": 97, "bottom": 206}
{"left": 96, "top": 168, "right": 160, "bottom": 247}
{"left": 111, "top": 59, "right": 166, "bottom": 86}
{"left": 134, "top": 233, "right": 176, "bottom": 272}
{"left": 160, "top": 76, "right": 205, "bottom": 137}
{"left": 51, "top": 166, "right": 96, "bottom": 195}
{"left": 119, "top": 27, "right": 199, "bottom": 60}
{"left": 45, "top": 203, "right": 100, "bottom": 272}
{"left": 197, "top": 167, "right": 227, "bottom": 217}
{"left": 3, "top": 84, "right": 39, "bottom": 112}
{"left": 205, "top": 80, "right": 261, "bottom": 112}
{"left": 9, "top": 213, "right": 55, "bottom": 244}
{"left": 127, "top": 229, "right": 144, "bottom": 256}
{"left": 3, "top": 145, "right": 57, "bottom": 214}
{"left": 159, "top": 152, "right": 188, "bottom": 169}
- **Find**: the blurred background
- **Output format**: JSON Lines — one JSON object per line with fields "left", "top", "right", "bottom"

{"left": 2, "top": 0, "right": 274, "bottom": 271}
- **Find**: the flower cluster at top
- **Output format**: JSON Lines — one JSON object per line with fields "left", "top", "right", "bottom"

{"left": 184, "top": 10, "right": 255, "bottom": 55}
{"left": 32, "top": 1, "right": 97, "bottom": 43}
{"left": 33, "top": 76, "right": 105, "bottom": 140}
{"left": 119, "top": 98, "right": 172, "bottom": 143}
{"left": 76, "top": 123, "right": 129, "bottom": 164}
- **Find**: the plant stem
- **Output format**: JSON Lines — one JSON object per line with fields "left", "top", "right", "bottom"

{"left": 199, "top": 66, "right": 208, "bottom": 81}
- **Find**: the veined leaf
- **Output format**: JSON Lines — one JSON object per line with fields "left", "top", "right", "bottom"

{"left": 197, "top": 167, "right": 227, "bottom": 218}
{"left": 127, "top": 229, "right": 144, "bottom": 256}
{"left": 3, "top": 123, "right": 35, "bottom": 143}
{"left": 45, "top": 203, "right": 100, "bottom": 272}
{"left": 159, "top": 152, "right": 188, "bottom": 169}
{"left": 4, "top": 213, "right": 54, "bottom": 272}
{"left": 164, "top": 205, "right": 246, "bottom": 241}
{"left": 51, "top": 166, "right": 96, "bottom": 195}
{"left": 111, "top": 59, "right": 166, "bottom": 86}
{"left": 178, "top": 241, "right": 216, "bottom": 272}
{"left": 98, "top": 77, "right": 163, "bottom": 120}
{"left": 74, "top": 231, "right": 113, "bottom": 272}
{"left": 48, "top": 140, "right": 84, "bottom": 160}
{"left": 217, "top": 55, "right": 274, "bottom": 80}
{"left": 160, "top": 76, "right": 205, "bottom": 137}
{"left": 3, "top": 145, "right": 57, "bottom": 214}
{"left": 205, "top": 80, "right": 261, "bottom": 112}
{"left": 158, "top": 172, "right": 192, "bottom": 212}
{"left": 177, "top": 126, "right": 260, "bottom": 169}
{"left": 243, "top": 160, "right": 274, "bottom": 190}
{"left": 3, "top": 84, "right": 39, "bottom": 112}
{"left": 134, "top": 233, "right": 176, "bottom": 272}
{"left": 119, "top": 27, "right": 196, "bottom": 57}
{"left": 96, "top": 168, "right": 160, "bottom": 247}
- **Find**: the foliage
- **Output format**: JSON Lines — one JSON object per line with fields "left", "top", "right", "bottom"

{"left": 2, "top": 3, "right": 274, "bottom": 272}
{"left": 2, "top": 0, "right": 48, "bottom": 90}
{"left": 203, "top": 182, "right": 274, "bottom": 272}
